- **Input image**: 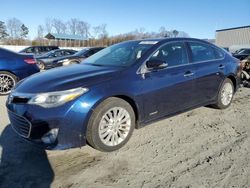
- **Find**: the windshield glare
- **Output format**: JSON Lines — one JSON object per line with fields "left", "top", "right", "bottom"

{"left": 83, "top": 41, "right": 155, "bottom": 67}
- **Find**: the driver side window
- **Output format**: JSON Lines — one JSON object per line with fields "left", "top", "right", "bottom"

{"left": 149, "top": 42, "right": 188, "bottom": 67}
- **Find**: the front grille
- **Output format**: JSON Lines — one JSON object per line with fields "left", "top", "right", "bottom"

{"left": 12, "top": 96, "right": 30, "bottom": 104}
{"left": 8, "top": 110, "right": 32, "bottom": 138}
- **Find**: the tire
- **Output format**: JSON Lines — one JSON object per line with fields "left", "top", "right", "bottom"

{"left": 37, "top": 61, "right": 45, "bottom": 70}
{"left": 0, "top": 71, "right": 17, "bottom": 96}
{"left": 86, "top": 97, "right": 135, "bottom": 152}
{"left": 213, "top": 78, "right": 234, "bottom": 109}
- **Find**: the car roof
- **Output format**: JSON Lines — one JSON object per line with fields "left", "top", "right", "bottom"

{"left": 130, "top": 37, "right": 210, "bottom": 43}
{"left": 124, "top": 37, "right": 220, "bottom": 49}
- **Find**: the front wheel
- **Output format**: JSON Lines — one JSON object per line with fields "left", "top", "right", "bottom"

{"left": 0, "top": 71, "right": 17, "bottom": 96}
{"left": 86, "top": 97, "right": 135, "bottom": 152}
{"left": 213, "top": 78, "right": 234, "bottom": 109}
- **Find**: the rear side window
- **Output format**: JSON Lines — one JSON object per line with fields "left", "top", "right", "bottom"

{"left": 26, "top": 47, "right": 34, "bottom": 53}
{"left": 54, "top": 51, "right": 62, "bottom": 57}
{"left": 149, "top": 42, "right": 188, "bottom": 67}
{"left": 188, "top": 42, "right": 224, "bottom": 63}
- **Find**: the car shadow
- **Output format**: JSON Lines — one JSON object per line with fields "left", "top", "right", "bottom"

{"left": 0, "top": 125, "right": 54, "bottom": 188}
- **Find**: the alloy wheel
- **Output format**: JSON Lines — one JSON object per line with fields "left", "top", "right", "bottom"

{"left": 221, "top": 82, "right": 233, "bottom": 106}
{"left": 98, "top": 107, "right": 131, "bottom": 147}
{"left": 0, "top": 74, "right": 16, "bottom": 95}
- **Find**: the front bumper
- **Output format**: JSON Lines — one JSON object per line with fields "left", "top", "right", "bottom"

{"left": 6, "top": 95, "right": 93, "bottom": 150}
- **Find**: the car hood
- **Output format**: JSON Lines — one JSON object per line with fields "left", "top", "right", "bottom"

{"left": 14, "top": 64, "right": 123, "bottom": 93}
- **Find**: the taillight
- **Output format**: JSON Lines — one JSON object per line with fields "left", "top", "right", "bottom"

{"left": 24, "top": 58, "right": 36, "bottom": 64}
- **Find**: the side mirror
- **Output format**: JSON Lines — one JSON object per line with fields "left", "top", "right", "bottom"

{"left": 146, "top": 59, "right": 168, "bottom": 70}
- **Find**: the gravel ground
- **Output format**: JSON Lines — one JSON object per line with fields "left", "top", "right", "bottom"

{"left": 0, "top": 88, "right": 250, "bottom": 188}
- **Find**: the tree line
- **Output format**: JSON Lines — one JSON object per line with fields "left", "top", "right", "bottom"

{"left": 0, "top": 17, "right": 189, "bottom": 47}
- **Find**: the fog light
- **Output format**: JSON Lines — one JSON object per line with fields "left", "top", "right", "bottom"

{"left": 41, "top": 128, "right": 59, "bottom": 144}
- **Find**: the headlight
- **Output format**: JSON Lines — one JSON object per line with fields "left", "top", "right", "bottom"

{"left": 28, "top": 87, "right": 88, "bottom": 108}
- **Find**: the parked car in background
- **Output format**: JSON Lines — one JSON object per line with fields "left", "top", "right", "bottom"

{"left": 40, "top": 47, "right": 104, "bottom": 70}
{"left": 0, "top": 48, "right": 39, "bottom": 95}
{"left": 6, "top": 38, "right": 241, "bottom": 152}
{"left": 240, "top": 55, "right": 250, "bottom": 87}
{"left": 56, "top": 47, "right": 104, "bottom": 67}
{"left": 20, "top": 46, "right": 59, "bottom": 55}
{"left": 36, "top": 49, "right": 77, "bottom": 70}
{"left": 222, "top": 47, "right": 229, "bottom": 52}
{"left": 233, "top": 48, "right": 248, "bottom": 55}
{"left": 233, "top": 48, "right": 250, "bottom": 60}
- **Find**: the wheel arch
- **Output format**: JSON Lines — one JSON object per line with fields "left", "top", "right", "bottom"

{"left": 227, "top": 74, "right": 237, "bottom": 92}
{"left": 113, "top": 95, "right": 139, "bottom": 126}
{"left": 0, "top": 70, "right": 18, "bottom": 79}
{"left": 90, "top": 94, "right": 140, "bottom": 128}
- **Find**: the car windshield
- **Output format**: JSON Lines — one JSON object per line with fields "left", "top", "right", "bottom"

{"left": 83, "top": 41, "right": 157, "bottom": 67}
{"left": 238, "top": 49, "right": 250, "bottom": 54}
{"left": 74, "top": 49, "right": 89, "bottom": 56}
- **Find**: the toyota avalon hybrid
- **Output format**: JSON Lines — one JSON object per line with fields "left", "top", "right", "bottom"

{"left": 6, "top": 38, "right": 241, "bottom": 152}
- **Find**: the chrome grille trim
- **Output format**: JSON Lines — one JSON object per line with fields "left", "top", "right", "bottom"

{"left": 8, "top": 110, "right": 32, "bottom": 138}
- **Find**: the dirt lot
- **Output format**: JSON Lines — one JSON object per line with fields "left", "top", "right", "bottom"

{"left": 0, "top": 88, "right": 249, "bottom": 188}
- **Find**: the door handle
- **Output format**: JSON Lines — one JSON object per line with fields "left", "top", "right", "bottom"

{"left": 218, "top": 64, "right": 225, "bottom": 69}
{"left": 184, "top": 71, "right": 194, "bottom": 77}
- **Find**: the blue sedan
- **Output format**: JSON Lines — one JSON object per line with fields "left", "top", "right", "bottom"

{"left": 0, "top": 48, "right": 40, "bottom": 95}
{"left": 6, "top": 38, "right": 241, "bottom": 152}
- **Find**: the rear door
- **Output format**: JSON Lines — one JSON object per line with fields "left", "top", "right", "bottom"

{"left": 187, "top": 41, "right": 225, "bottom": 104}
{"left": 141, "top": 41, "right": 196, "bottom": 122}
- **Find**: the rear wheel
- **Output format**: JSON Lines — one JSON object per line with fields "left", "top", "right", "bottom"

{"left": 37, "top": 61, "right": 45, "bottom": 70}
{"left": 86, "top": 97, "right": 135, "bottom": 152}
{"left": 0, "top": 71, "right": 17, "bottom": 95}
{"left": 213, "top": 78, "right": 234, "bottom": 109}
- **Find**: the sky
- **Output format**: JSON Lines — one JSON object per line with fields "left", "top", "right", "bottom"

{"left": 0, "top": 0, "right": 249, "bottom": 39}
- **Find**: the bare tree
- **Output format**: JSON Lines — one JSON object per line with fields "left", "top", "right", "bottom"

{"left": 37, "top": 25, "right": 44, "bottom": 38}
{"left": 68, "top": 18, "right": 79, "bottom": 35}
{"left": 45, "top": 18, "right": 53, "bottom": 33}
{"left": 6, "top": 18, "right": 22, "bottom": 39}
{"left": 76, "top": 21, "right": 91, "bottom": 38}
{"left": 159, "top": 26, "right": 172, "bottom": 37}
{"left": 93, "top": 24, "right": 108, "bottom": 39}
{"left": 177, "top": 31, "right": 189, "bottom": 37}
{"left": 52, "top": 19, "right": 66, "bottom": 34}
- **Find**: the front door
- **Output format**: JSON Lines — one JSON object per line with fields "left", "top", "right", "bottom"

{"left": 141, "top": 41, "right": 196, "bottom": 122}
